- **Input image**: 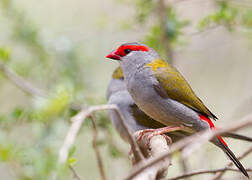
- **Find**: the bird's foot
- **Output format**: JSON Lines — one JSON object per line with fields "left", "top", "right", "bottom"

{"left": 136, "top": 129, "right": 156, "bottom": 142}
{"left": 146, "top": 128, "right": 173, "bottom": 145}
{"left": 137, "top": 126, "right": 184, "bottom": 148}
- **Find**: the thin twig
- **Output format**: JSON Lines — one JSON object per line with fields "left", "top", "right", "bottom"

{"left": 167, "top": 167, "right": 252, "bottom": 180}
{"left": 211, "top": 146, "right": 252, "bottom": 180}
{"left": 69, "top": 165, "right": 84, "bottom": 180}
{"left": 58, "top": 104, "right": 144, "bottom": 165}
{"left": 179, "top": 154, "right": 190, "bottom": 180}
{"left": 123, "top": 113, "right": 252, "bottom": 180}
{"left": 184, "top": 25, "right": 221, "bottom": 37}
{"left": 106, "top": 105, "right": 145, "bottom": 163}
{"left": 90, "top": 114, "right": 107, "bottom": 180}
{"left": 0, "top": 60, "right": 46, "bottom": 97}
{"left": 0, "top": 59, "right": 82, "bottom": 111}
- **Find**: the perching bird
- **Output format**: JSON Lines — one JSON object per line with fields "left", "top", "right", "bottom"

{"left": 106, "top": 42, "right": 249, "bottom": 177}
{"left": 106, "top": 66, "right": 165, "bottom": 142}
{"left": 107, "top": 66, "right": 252, "bottom": 144}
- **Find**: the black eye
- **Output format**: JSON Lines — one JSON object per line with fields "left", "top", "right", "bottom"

{"left": 124, "top": 49, "right": 132, "bottom": 55}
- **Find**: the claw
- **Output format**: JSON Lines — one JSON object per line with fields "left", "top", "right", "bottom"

{"left": 136, "top": 126, "right": 184, "bottom": 148}
{"left": 136, "top": 129, "right": 156, "bottom": 142}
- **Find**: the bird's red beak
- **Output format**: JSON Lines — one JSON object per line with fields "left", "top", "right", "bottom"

{"left": 106, "top": 50, "right": 121, "bottom": 60}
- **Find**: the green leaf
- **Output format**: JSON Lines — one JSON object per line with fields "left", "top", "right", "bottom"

{"left": 0, "top": 47, "right": 11, "bottom": 62}
{"left": 68, "top": 146, "right": 76, "bottom": 157}
{"left": 0, "top": 144, "right": 13, "bottom": 161}
{"left": 108, "top": 145, "right": 123, "bottom": 158}
{"left": 197, "top": 1, "right": 238, "bottom": 31}
{"left": 67, "top": 157, "right": 77, "bottom": 166}
{"left": 32, "top": 87, "right": 72, "bottom": 122}
{"left": 12, "top": 107, "right": 24, "bottom": 119}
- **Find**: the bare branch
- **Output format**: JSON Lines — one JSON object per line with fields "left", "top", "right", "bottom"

{"left": 167, "top": 167, "right": 252, "bottom": 180}
{"left": 148, "top": 137, "right": 170, "bottom": 179}
{"left": 132, "top": 132, "right": 171, "bottom": 180}
{"left": 58, "top": 104, "right": 144, "bottom": 165}
{"left": 0, "top": 60, "right": 46, "bottom": 97}
{"left": 123, "top": 113, "right": 252, "bottom": 180}
{"left": 69, "top": 165, "right": 85, "bottom": 180}
{"left": 90, "top": 114, "right": 107, "bottom": 180}
{"left": 211, "top": 146, "right": 252, "bottom": 180}
{"left": 58, "top": 108, "right": 89, "bottom": 164}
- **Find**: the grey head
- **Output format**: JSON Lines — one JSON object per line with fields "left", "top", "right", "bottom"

{"left": 106, "top": 42, "right": 159, "bottom": 82}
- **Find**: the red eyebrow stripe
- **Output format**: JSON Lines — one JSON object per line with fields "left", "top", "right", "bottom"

{"left": 123, "top": 45, "right": 150, "bottom": 52}
{"left": 116, "top": 45, "right": 150, "bottom": 57}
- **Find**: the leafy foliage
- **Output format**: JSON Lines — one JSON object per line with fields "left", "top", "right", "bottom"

{"left": 0, "top": 47, "right": 11, "bottom": 62}
{"left": 135, "top": 0, "right": 154, "bottom": 23}
{"left": 132, "top": 0, "right": 189, "bottom": 61}
{"left": 0, "top": 0, "right": 252, "bottom": 179}
{"left": 198, "top": 0, "right": 252, "bottom": 33}
{"left": 0, "top": 0, "right": 112, "bottom": 179}
{"left": 198, "top": 1, "right": 238, "bottom": 31}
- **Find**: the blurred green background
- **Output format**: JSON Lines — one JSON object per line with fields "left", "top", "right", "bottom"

{"left": 0, "top": 0, "right": 251, "bottom": 179}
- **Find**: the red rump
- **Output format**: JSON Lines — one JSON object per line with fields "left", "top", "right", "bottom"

{"left": 199, "top": 114, "right": 228, "bottom": 146}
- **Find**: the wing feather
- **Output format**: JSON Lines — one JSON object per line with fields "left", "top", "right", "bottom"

{"left": 146, "top": 58, "right": 217, "bottom": 120}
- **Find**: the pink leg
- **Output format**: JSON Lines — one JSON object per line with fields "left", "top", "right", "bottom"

{"left": 136, "top": 126, "right": 184, "bottom": 147}
{"left": 136, "top": 129, "right": 156, "bottom": 142}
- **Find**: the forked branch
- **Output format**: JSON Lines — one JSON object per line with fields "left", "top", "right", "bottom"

{"left": 58, "top": 104, "right": 144, "bottom": 165}
{"left": 123, "top": 113, "right": 252, "bottom": 180}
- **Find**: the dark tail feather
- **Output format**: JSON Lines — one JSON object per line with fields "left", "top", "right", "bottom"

{"left": 199, "top": 114, "right": 249, "bottom": 177}
{"left": 217, "top": 138, "right": 249, "bottom": 178}
{"left": 222, "top": 132, "right": 252, "bottom": 142}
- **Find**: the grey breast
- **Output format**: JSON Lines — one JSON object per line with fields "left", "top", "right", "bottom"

{"left": 106, "top": 77, "right": 150, "bottom": 142}
{"left": 125, "top": 65, "right": 210, "bottom": 132}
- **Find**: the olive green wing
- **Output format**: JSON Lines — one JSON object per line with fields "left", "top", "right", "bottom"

{"left": 146, "top": 59, "right": 217, "bottom": 120}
